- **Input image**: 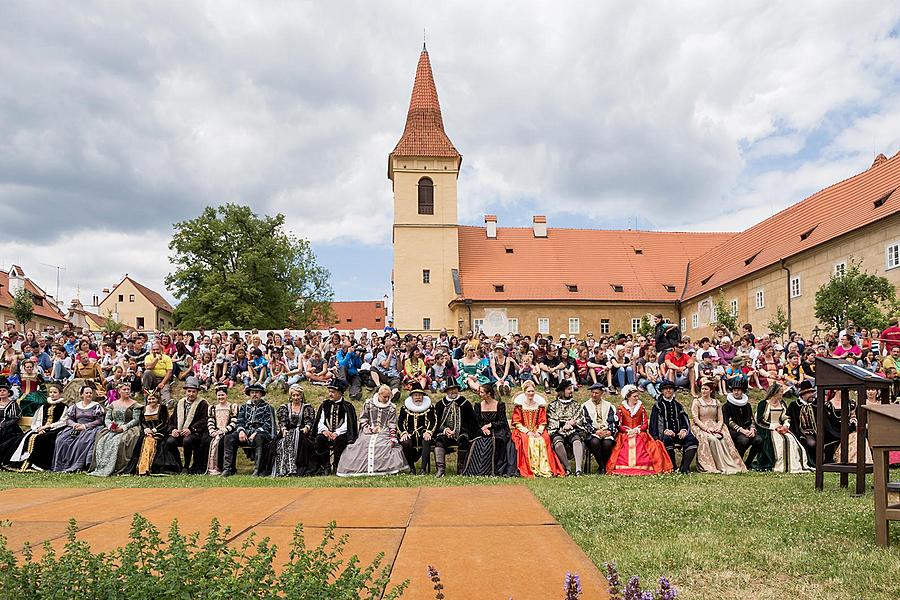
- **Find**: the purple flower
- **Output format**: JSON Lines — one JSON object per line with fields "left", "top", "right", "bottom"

{"left": 564, "top": 571, "right": 582, "bottom": 600}
{"left": 657, "top": 575, "right": 678, "bottom": 600}
{"left": 605, "top": 562, "right": 622, "bottom": 600}
{"left": 623, "top": 575, "right": 643, "bottom": 600}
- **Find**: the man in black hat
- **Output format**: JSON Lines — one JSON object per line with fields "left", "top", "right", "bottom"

{"left": 547, "top": 380, "right": 587, "bottom": 475}
{"left": 397, "top": 382, "right": 437, "bottom": 474}
{"left": 581, "top": 383, "right": 618, "bottom": 474}
{"left": 787, "top": 379, "right": 817, "bottom": 467}
{"left": 161, "top": 376, "right": 209, "bottom": 474}
{"left": 722, "top": 379, "right": 763, "bottom": 469}
{"left": 649, "top": 380, "right": 698, "bottom": 473}
{"left": 432, "top": 381, "right": 476, "bottom": 477}
{"left": 314, "top": 379, "right": 358, "bottom": 474}
{"left": 223, "top": 382, "right": 276, "bottom": 476}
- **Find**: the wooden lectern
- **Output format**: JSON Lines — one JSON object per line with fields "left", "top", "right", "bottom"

{"left": 814, "top": 357, "right": 892, "bottom": 495}
{"left": 860, "top": 404, "right": 900, "bottom": 546}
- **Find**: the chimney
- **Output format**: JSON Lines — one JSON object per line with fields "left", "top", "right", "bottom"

{"left": 485, "top": 215, "right": 497, "bottom": 239}
{"left": 532, "top": 215, "right": 547, "bottom": 238}
{"left": 8, "top": 265, "right": 25, "bottom": 295}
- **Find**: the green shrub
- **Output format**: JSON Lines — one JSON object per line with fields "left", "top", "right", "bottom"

{"left": 0, "top": 516, "right": 408, "bottom": 599}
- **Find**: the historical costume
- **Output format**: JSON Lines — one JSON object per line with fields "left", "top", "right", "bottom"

{"left": 17, "top": 361, "right": 47, "bottom": 417}
{"left": 397, "top": 385, "right": 437, "bottom": 474}
{"left": 314, "top": 380, "right": 358, "bottom": 474}
{"left": 721, "top": 383, "right": 764, "bottom": 469}
{"left": 52, "top": 389, "right": 105, "bottom": 472}
{"left": 546, "top": 381, "right": 587, "bottom": 475}
{"left": 690, "top": 385, "right": 747, "bottom": 475}
{"left": 88, "top": 396, "right": 143, "bottom": 477}
{"left": 224, "top": 383, "right": 277, "bottom": 476}
{"left": 823, "top": 391, "right": 873, "bottom": 464}
{"left": 649, "top": 381, "right": 698, "bottom": 473}
{"left": 271, "top": 384, "right": 317, "bottom": 477}
{"left": 0, "top": 378, "right": 25, "bottom": 465}
{"left": 433, "top": 383, "right": 477, "bottom": 477}
{"left": 157, "top": 377, "right": 209, "bottom": 474}
{"left": 135, "top": 401, "right": 170, "bottom": 475}
{"left": 206, "top": 392, "right": 239, "bottom": 476}
{"left": 456, "top": 353, "right": 491, "bottom": 391}
{"left": 581, "top": 383, "right": 618, "bottom": 474}
{"left": 754, "top": 384, "right": 813, "bottom": 473}
{"left": 337, "top": 387, "right": 408, "bottom": 477}
{"left": 461, "top": 383, "right": 516, "bottom": 476}
{"left": 786, "top": 380, "right": 818, "bottom": 467}
{"left": 607, "top": 385, "right": 672, "bottom": 476}
{"left": 10, "top": 386, "right": 68, "bottom": 471}
{"left": 510, "top": 381, "right": 566, "bottom": 478}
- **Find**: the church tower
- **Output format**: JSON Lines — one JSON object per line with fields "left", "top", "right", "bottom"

{"left": 389, "top": 46, "right": 461, "bottom": 333}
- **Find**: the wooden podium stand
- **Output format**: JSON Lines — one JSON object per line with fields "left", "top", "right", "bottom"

{"left": 814, "top": 357, "right": 892, "bottom": 495}
{"left": 860, "top": 404, "right": 900, "bottom": 546}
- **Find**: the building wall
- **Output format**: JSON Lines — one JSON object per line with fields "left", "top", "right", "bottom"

{"left": 391, "top": 156, "right": 460, "bottom": 333}
{"left": 99, "top": 280, "right": 174, "bottom": 331}
{"left": 682, "top": 212, "right": 900, "bottom": 339}
{"left": 0, "top": 309, "right": 66, "bottom": 333}
{"left": 449, "top": 301, "right": 679, "bottom": 338}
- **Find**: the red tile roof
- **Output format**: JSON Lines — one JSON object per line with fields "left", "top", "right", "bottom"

{"left": 102, "top": 276, "right": 175, "bottom": 314}
{"left": 391, "top": 48, "right": 460, "bottom": 160}
{"left": 457, "top": 227, "right": 734, "bottom": 302}
{"left": 683, "top": 151, "right": 900, "bottom": 300}
{"left": 315, "top": 300, "right": 388, "bottom": 330}
{"left": 0, "top": 268, "right": 68, "bottom": 323}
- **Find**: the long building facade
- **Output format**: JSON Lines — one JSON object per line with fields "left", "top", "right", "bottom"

{"left": 390, "top": 48, "right": 900, "bottom": 337}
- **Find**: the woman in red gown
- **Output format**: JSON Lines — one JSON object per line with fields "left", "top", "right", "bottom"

{"left": 607, "top": 385, "right": 672, "bottom": 475}
{"left": 511, "top": 380, "right": 566, "bottom": 478}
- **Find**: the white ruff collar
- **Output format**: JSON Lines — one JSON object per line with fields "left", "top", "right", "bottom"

{"left": 369, "top": 395, "right": 392, "bottom": 409}
{"left": 513, "top": 392, "right": 546, "bottom": 407}
{"left": 404, "top": 396, "right": 432, "bottom": 413}
{"left": 726, "top": 393, "right": 748, "bottom": 407}
{"left": 624, "top": 400, "right": 642, "bottom": 417}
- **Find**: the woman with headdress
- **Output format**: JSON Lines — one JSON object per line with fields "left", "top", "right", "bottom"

{"left": 0, "top": 377, "right": 25, "bottom": 465}
{"left": 133, "top": 387, "right": 170, "bottom": 475}
{"left": 690, "top": 379, "right": 747, "bottom": 474}
{"left": 606, "top": 385, "right": 672, "bottom": 476}
{"left": 10, "top": 382, "right": 68, "bottom": 471}
{"left": 17, "top": 357, "right": 47, "bottom": 417}
{"left": 754, "top": 383, "right": 813, "bottom": 473}
{"left": 336, "top": 384, "right": 409, "bottom": 476}
{"left": 510, "top": 380, "right": 566, "bottom": 478}
{"left": 271, "top": 383, "right": 317, "bottom": 476}
{"left": 52, "top": 385, "right": 105, "bottom": 472}
{"left": 462, "top": 381, "right": 516, "bottom": 476}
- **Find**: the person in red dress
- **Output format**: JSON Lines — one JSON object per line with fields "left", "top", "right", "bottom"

{"left": 607, "top": 385, "right": 672, "bottom": 476}
{"left": 510, "top": 380, "right": 566, "bottom": 478}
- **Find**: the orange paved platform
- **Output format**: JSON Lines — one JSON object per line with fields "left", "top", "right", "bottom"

{"left": 0, "top": 486, "right": 606, "bottom": 599}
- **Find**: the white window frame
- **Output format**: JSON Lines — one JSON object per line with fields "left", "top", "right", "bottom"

{"left": 691, "top": 313, "right": 699, "bottom": 329}
{"left": 790, "top": 276, "right": 801, "bottom": 298}
{"left": 755, "top": 289, "right": 765, "bottom": 310}
{"left": 887, "top": 242, "right": 900, "bottom": 270}
{"left": 834, "top": 262, "right": 846, "bottom": 277}
{"left": 422, "top": 269, "right": 430, "bottom": 284}
{"left": 568, "top": 318, "right": 580, "bottom": 335}
{"left": 710, "top": 303, "right": 718, "bottom": 323}
{"left": 537, "top": 318, "right": 549, "bottom": 334}
{"left": 680, "top": 317, "right": 686, "bottom": 332}
{"left": 600, "top": 319, "right": 610, "bottom": 334}
{"left": 730, "top": 299, "right": 738, "bottom": 317}
{"left": 422, "top": 317, "right": 431, "bottom": 331}
{"left": 631, "top": 318, "right": 641, "bottom": 334}
{"left": 507, "top": 318, "right": 519, "bottom": 334}
{"left": 473, "top": 318, "right": 484, "bottom": 333}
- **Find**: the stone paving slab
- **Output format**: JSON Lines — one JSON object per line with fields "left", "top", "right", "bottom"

{"left": 0, "top": 486, "right": 607, "bottom": 599}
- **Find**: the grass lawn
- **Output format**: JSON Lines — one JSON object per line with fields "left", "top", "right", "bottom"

{"left": 3, "top": 381, "right": 899, "bottom": 598}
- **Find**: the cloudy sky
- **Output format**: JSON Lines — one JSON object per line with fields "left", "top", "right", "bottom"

{"left": 2, "top": 1, "right": 900, "bottom": 311}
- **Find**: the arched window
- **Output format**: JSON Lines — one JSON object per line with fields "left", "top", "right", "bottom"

{"left": 417, "top": 177, "right": 434, "bottom": 215}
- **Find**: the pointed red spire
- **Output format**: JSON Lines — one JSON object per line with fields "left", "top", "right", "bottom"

{"left": 391, "top": 48, "right": 459, "bottom": 159}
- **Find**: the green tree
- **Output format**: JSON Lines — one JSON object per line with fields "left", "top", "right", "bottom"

{"left": 814, "top": 257, "right": 897, "bottom": 333}
{"left": 10, "top": 286, "right": 34, "bottom": 331}
{"left": 166, "top": 204, "right": 334, "bottom": 329}
{"left": 712, "top": 289, "right": 738, "bottom": 335}
{"left": 101, "top": 309, "right": 123, "bottom": 334}
{"left": 767, "top": 305, "right": 789, "bottom": 340}
{"left": 638, "top": 314, "right": 653, "bottom": 337}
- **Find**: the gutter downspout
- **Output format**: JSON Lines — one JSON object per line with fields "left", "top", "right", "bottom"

{"left": 677, "top": 261, "right": 692, "bottom": 329}
{"left": 464, "top": 299, "right": 473, "bottom": 332}
{"left": 780, "top": 259, "right": 792, "bottom": 339}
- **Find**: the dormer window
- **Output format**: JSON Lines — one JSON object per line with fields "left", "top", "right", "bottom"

{"left": 701, "top": 273, "right": 714, "bottom": 286}
{"left": 494, "top": 284, "right": 505, "bottom": 293}
{"left": 663, "top": 284, "right": 676, "bottom": 293}
{"left": 417, "top": 177, "right": 434, "bottom": 215}
{"left": 874, "top": 188, "right": 895, "bottom": 209}
{"left": 744, "top": 251, "right": 760, "bottom": 266}
{"left": 566, "top": 284, "right": 578, "bottom": 293}
{"left": 800, "top": 225, "right": 817, "bottom": 241}
{"left": 611, "top": 284, "right": 624, "bottom": 293}
{"left": 505, "top": 247, "right": 514, "bottom": 254}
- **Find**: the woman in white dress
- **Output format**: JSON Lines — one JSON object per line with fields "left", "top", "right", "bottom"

{"left": 754, "top": 383, "right": 812, "bottom": 473}
{"left": 336, "top": 385, "right": 409, "bottom": 477}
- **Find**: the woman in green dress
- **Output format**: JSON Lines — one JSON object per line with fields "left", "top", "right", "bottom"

{"left": 88, "top": 383, "right": 143, "bottom": 477}
{"left": 455, "top": 346, "right": 490, "bottom": 392}
{"left": 754, "top": 383, "right": 812, "bottom": 473}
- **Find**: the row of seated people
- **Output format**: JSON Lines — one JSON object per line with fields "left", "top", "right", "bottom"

{"left": 0, "top": 372, "right": 884, "bottom": 478}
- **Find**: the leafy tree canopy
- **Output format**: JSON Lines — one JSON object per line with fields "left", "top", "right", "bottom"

{"left": 814, "top": 257, "right": 897, "bottom": 333}
{"left": 166, "top": 204, "right": 334, "bottom": 330}
{"left": 10, "top": 286, "right": 34, "bottom": 329}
